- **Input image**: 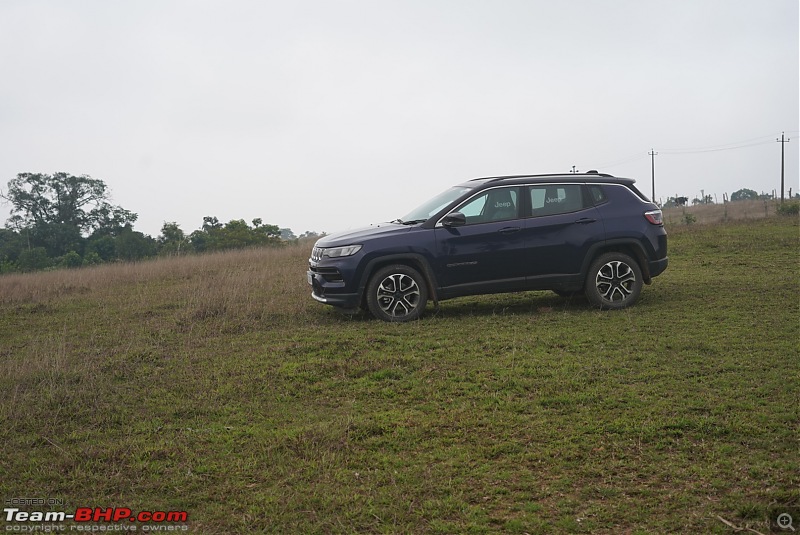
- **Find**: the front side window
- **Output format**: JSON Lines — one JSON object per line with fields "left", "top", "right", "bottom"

{"left": 454, "top": 187, "right": 520, "bottom": 225}
{"left": 530, "top": 184, "right": 585, "bottom": 217}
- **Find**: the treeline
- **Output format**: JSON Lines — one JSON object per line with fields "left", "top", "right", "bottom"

{"left": 662, "top": 188, "right": 799, "bottom": 207}
{"left": 0, "top": 172, "right": 319, "bottom": 273}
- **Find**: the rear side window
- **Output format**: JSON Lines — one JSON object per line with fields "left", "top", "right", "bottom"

{"left": 627, "top": 184, "right": 651, "bottom": 202}
{"left": 530, "top": 184, "right": 585, "bottom": 217}
{"left": 589, "top": 185, "right": 607, "bottom": 205}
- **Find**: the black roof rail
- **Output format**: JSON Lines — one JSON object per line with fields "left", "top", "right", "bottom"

{"left": 473, "top": 171, "right": 617, "bottom": 182}
{"left": 585, "top": 170, "right": 616, "bottom": 177}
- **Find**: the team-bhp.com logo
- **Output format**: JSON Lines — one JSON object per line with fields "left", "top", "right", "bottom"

{"left": 4, "top": 507, "right": 188, "bottom": 531}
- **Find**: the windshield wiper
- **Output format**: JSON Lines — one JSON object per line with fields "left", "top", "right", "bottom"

{"left": 401, "top": 219, "right": 427, "bottom": 225}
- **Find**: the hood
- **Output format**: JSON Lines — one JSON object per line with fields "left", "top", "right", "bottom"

{"left": 315, "top": 222, "right": 411, "bottom": 247}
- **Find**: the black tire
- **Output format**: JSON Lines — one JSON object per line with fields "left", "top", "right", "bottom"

{"left": 366, "top": 264, "right": 428, "bottom": 322}
{"left": 584, "top": 252, "right": 643, "bottom": 310}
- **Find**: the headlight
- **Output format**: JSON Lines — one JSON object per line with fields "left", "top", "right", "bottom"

{"left": 322, "top": 245, "right": 362, "bottom": 258}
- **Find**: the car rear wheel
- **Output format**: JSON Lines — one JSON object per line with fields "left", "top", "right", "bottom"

{"left": 585, "top": 252, "right": 643, "bottom": 309}
{"left": 366, "top": 264, "right": 428, "bottom": 322}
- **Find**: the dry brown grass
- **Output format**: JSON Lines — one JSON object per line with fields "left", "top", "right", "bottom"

{"left": 0, "top": 242, "right": 316, "bottom": 328}
{"left": 662, "top": 199, "right": 783, "bottom": 226}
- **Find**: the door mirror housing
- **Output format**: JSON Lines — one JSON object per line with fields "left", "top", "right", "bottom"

{"left": 441, "top": 212, "right": 466, "bottom": 227}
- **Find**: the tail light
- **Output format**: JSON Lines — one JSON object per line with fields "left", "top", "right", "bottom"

{"left": 644, "top": 210, "right": 663, "bottom": 225}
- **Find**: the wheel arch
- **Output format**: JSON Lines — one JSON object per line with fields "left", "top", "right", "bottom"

{"left": 583, "top": 240, "right": 652, "bottom": 284}
{"left": 357, "top": 254, "right": 440, "bottom": 308}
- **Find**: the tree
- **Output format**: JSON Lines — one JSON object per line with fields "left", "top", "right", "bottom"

{"left": 58, "top": 251, "right": 83, "bottom": 269}
{"left": 692, "top": 195, "right": 714, "bottom": 205}
{"left": 251, "top": 219, "right": 281, "bottom": 243}
{"left": 188, "top": 216, "right": 282, "bottom": 252}
{"left": 115, "top": 226, "right": 156, "bottom": 261}
{"left": 86, "top": 234, "right": 117, "bottom": 262}
{"left": 0, "top": 228, "right": 24, "bottom": 264}
{"left": 730, "top": 188, "right": 759, "bottom": 202}
{"left": 1, "top": 172, "right": 137, "bottom": 255}
{"left": 16, "top": 247, "right": 50, "bottom": 272}
{"left": 158, "top": 222, "right": 188, "bottom": 255}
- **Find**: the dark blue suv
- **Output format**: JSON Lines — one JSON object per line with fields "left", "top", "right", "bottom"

{"left": 308, "top": 172, "right": 668, "bottom": 321}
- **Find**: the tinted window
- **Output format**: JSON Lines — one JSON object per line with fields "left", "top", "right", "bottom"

{"left": 401, "top": 186, "right": 472, "bottom": 222}
{"left": 455, "top": 187, "right": 519, "bottom": 224}
{"left": 589, "top": 185, "right": 607, "bottom": 204}
{"left": 530, "top": 184, "right": 585, "bottom": 217}
{"left": 627, "top": 184, "right": 651, "bottom": 202}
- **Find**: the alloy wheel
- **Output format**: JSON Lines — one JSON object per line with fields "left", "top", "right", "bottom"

{"left": 376, "top": 273, "right": 421, "bottom": 318}
{"left": 595, "top": 260, "right": 636, "bottom": 303}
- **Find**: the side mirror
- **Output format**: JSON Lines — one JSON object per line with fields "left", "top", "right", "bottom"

{"left": 441, "top": 212, "right": 466, "bottom": 227}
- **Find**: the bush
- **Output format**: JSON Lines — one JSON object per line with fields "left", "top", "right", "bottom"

{"left": 83, "top": 252, "right": 102, "bottom": 266}
{"left": 0, "top": 259, "right": 17, "bottom": 273}
{"left": 16, "top": 247, "right": 51, "bottom": 272}
{"left": 59, "top": 251, "right": 83, "bottom": 269}
{"left": 777, "top": 201, "right": 800, "bottom": 216}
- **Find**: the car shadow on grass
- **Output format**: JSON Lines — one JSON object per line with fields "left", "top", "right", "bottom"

{"left": 321, "top": 291, "right": 592, "bottom": 323}
{"left": 429, "top": 291, "right": 590, "bottom": 320}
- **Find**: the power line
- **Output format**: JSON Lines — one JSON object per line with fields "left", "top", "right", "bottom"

{"left": 659, "top": 134, "right": 781, "bottom": 154}
{"left": 577, "top": 132, "right": 795, "bottom": 187}
{"left": 660, "top": 140, "right": 774, "bottom": 154}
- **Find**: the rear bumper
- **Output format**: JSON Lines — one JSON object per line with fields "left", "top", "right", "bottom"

{"left": 648, "top": 256, "right": 668, "bottom": 278}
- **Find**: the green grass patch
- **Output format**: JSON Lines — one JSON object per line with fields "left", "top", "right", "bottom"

{"left": 1, "top": 217, "right": 798, "bottom": 533}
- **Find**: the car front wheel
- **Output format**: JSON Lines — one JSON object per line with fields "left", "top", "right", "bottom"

{"left": 585, "top": 252, "right": 643, "bottom": 309}
{"left": 366, "top": 264, "right": 428, "bottom": 322}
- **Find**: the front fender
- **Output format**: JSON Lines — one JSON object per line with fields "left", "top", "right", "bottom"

{"left": 357, "top": 253, "right": 441, "bottom": 306}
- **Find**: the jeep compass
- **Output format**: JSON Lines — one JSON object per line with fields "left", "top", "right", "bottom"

{"left": 308, "top": 172, "right": 668, "bottom": 321}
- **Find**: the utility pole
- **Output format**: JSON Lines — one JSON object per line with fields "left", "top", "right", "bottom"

{"left": 649, "top": 149, "right": 658, "bottom": 201}
{"left": 777, "top": 132, "right": 790, "bottom": 203}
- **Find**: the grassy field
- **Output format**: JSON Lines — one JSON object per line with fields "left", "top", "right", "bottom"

{"left": 1, "top": 215, "right": 798, "bottom": 533}
{"left": 661, "top": 198, "right": 784, "bottom": 226}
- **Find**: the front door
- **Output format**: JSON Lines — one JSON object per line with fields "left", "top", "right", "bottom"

{"left": 434, "top": 186, "right": 527, "bottom": 294}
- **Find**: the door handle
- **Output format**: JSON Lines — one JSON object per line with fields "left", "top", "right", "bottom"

{"left": 574, "top": 218, "right": 597, "bottom": 224}
{"left": 498, "top": 226, "right": 521, "bottom": 234}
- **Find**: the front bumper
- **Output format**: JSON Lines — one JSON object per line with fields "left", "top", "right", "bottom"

{"left": 308, "top": 269, "right": 361, "bottom": 309}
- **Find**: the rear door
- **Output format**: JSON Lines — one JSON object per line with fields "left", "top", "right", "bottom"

{"left": 524, "top": 183, "right": 604, "bottom": 284}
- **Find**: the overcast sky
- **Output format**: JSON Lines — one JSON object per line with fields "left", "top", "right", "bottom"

{"left": 1, "top": 0, "right": 797, "bottom": 237}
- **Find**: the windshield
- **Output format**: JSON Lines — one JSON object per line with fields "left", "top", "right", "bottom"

{"left": 398, "top": 186, "right": 472, "bottom": 223}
